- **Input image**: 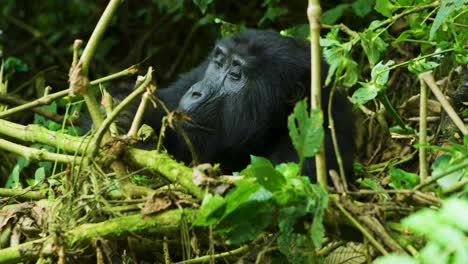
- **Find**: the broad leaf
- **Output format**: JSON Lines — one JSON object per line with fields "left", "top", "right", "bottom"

{"left": 288, "top": 99, "right": 324, "bottom": 163}
{"left": 250, "top": 155, "right": 286, "bottom": 192}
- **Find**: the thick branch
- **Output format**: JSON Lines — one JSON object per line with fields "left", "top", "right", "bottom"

{"left": 0, "top": 209, "right": 196, "bottom": 264}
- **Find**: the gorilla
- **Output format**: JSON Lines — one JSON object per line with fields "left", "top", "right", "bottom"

{"left": 119, "top": 29, "right": 354, "bottom": 181}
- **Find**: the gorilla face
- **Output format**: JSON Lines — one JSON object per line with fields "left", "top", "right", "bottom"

{"left": 177, "top": 30, "right": 311, "bottom": 161}
{"left": 178, "top": 44, "right": 249, "bottom": 130}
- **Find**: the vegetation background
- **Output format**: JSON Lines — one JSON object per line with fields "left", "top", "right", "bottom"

{"left": 0, "top": 0, "right": 466, "bottom": 263}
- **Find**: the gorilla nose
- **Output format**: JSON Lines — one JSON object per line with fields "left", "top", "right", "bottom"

{"left": 191, "top": 91, "right": 202, "bottom": 99}
{"left": 178, "top": 87, "right": 207, "bottom": 112}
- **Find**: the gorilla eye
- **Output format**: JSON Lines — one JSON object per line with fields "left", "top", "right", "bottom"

{"left": 229, "top": 71, "right": 241, "bottom": 81}
{"left": 213, "top": 60, "right": 223, "bottom": 68}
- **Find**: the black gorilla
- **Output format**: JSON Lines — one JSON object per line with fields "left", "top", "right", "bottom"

{"left": 124, "top": 30, "right": 354, "bottom": 181}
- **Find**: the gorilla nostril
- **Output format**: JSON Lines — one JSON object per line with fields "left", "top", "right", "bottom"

{"left": 191, "top": 91, "right": 202, "bottom": 99}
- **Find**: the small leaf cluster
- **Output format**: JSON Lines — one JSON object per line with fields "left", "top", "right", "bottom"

{"left": 375, "top": 198, "right": 468, "bottom": 264}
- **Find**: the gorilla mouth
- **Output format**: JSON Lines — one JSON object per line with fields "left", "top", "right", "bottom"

{"left": 180, "top": 118, "right": 213, "bottom": 132}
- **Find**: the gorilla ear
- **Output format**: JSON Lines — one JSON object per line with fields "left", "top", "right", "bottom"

{"left": 286, "top": 82, "right": 307, "bottom": 106}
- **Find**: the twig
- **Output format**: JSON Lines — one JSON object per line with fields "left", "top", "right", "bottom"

{"left": 0, "top": 187, "right": 46, "bottom": 200}
{"left": 372, "top": 1, "right": 440, "bottom": 31}
{"left": 414, "top": 158, "right": 468, "bottom": 191}
{"left": 419, "top": 71, "right": 467, "bottom": 135}
{"left": 419, "top": 78, "right": 429, "bottom": 181}
{"left": 0, "top": 87, "right": 68, "bottom": 118}
{"left": 127, "top": 90, "right": 152, "bottom": 137}
{"left": 173, "top": 245, "right": 250, "bottom": 264}
{"left": 334, "top": 199, "right": 389, "bottom": 256}
{"left": 90, "top": 67, "right": 153, "bottom": 157}
{"left": 77, "top": 0, "right": 121, "bottom": 136}
{"left": 91, "top": 65, "right": 138, "bottom": 85}
{"left": 101, "top": 89, "right": 119, "bottom": 136}
{"left": 0, "top": 94, "right": 77, "bottom": 124}
{"left": 0, "top": 119, "right": 90, "bottom": 154}
{"left": 0, "top": 209, "right": 196, "bottom": 264}
{"left": 0, "top": 138, "right": 81, "bottom": 164}
{"left": 308, "top": 0, "right": 328, "bottom": 188}
{"left": 443, "top": 178, "right": 468, "bottom": 195}
{"left": 328, "top": 84, "right": 348, "bottom": 192}
{"left": 0, "top": 68, "right": 133, "bottom": 120}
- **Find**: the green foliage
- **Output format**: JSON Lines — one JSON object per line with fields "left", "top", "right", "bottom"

{"left": 259, "top": 0, "right": 288, "bottom": 26}
{"left": 192, "top": 0, "right": 215, "bottom": 14}
{"left": 407, "top": 58, "right": 440, "bottom": 74}
{"left": 5, "top": 157, "right": 29, "bottom": 188}
{"left": 375, "top": 199, "right": 468, "bottom": 264}
{"left": 374, "top": 0, "right": 397, "bottom": 17}
{"left": 357, "top": 178, "right": 391, "bottom": 200}
{"left": 197, "top": 97, "right": 329, "bottom": 259}
{"left": 322, "top": 0, "right": 375, "bottom": 24}
{"left": 430, "top": 0, "right": 466, "bottom": 40}
{"left": 287, "top": 99, "right": 324, "bottom": 172}
{"left": 214, "top": 18, "right": 246, "bottom": 37}
{"left": 321, "top": 28, "right": 359, "bottom": 87}
{"left": 389, "top": 166, "right": 419, "bottom": 189}
{"left": 196, "top": 157, "right": 328, "bottom": 261}
{"left": 351, "top": 60, "right": 394, "bottom": 106}
{"left": 2, "top": 57, "right": 28, "bottom": 80}
{"left": 280, "top": 24, "right": 310, "bottom": 39}
{"left": 359, "top": 21, "right": 389, "bottom": 66}
{"left": 431, "top": 148, "right": 467, "bottom": 192}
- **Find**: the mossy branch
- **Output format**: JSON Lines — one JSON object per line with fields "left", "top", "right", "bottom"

{"left": 0, "top": 209, "right": 196, "bottom": 264}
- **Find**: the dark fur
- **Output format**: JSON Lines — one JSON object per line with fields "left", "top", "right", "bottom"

{"left": 125, "top": 30, "right": 354, "bottom": 180}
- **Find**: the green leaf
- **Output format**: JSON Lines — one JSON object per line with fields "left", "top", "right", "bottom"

{"left": 259, "top": 7, "right": 288, "bottom": 26}
{"left": 339, "top": 57, "right": 359, "bottom": 87}
{"left": 430, "top": 0, "right": 465, "bottom": 40}
{"left": 351, "top": 82, "right": 379, "bottom": 105}
{"left": 419, "top": 242, "right": 449, "bottom": 264}
{"left": 371, "top": 60, "right": 394, "bottom": 86}
{"left": 194, "top": 194, "right": 226, "bottom": 226}
{"left": 374, "top": 255, "right": 418, "bottom": 264}
{"left": 389, "top": 166, "right": 419, "bottom": 189}
{"left": 222, "top": 202, "right": 274, "bottom": 244}
{"left": 309, "top": 184, "right": 328, "bottom": 248}
{"left": 275, "top": 162, "right": 300, "bottom": 179}
{"left": 288, "top": 99, "right": 324, "bottom": 164}
{"left": 3, "top": 57, "right": 28, "bottom": 79}
{"left": 395, "top": 28, "right": 427, "bottom": 43}
{"left": 34, "top": 167, "right": 46, "bottom": 185}
{"left": 431, "top": 154, "right": 466, "bottom": 191}
{"left": 321, "top": 32, "right": 359, "bottom": 87}
{"left": 277, "top": 206, "right": 314, "bottom": 263}
{"left": 374, "top": 0, "right": 396, "bottom": 17}
{"left": 359, "top": 29, "right": 389, "bottom": 66}
{"left": 439, "top": 199, "right": 468, "bottom": 232}
{"left": 280, "top": 24, "right": 309, "bottom": 39}
{"left": 408, "top": 59, "right": 439, "bottom": 74}
{"left": 223, "top": 182, "right": 267, "bottom": 219}
{"left": 192, "top": 0, "right": 214, "bottom": 14}
{"left": 213, "top": 17, "right": 245, "bottom": 37}
{"left": 352, "top": 0, "right": 374, "bottom": 17}
{"left": 250, "top": 156, "right": 287, "bottom": 192}
{"left": 5, "top": 157, "right": 30, "bottom": 189}
{"left": 357, "top": 178, "right": 391, "bottom": 200}
{"left": 321, "top": 4, "right": 350, "bottom": 25}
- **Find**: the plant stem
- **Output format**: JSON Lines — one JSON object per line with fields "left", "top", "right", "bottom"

{"left": 377, "top": 92, "right": 407, "bottom": 130}
{"left": 308, "top": 0, "right": 328, "bottom": 188}
{"left": 418, "top": 78, "right": 429, "bottom": 181}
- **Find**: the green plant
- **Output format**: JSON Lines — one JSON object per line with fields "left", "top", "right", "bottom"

{"left": 375, "top": 198, "right": 468, "bottom": 264}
